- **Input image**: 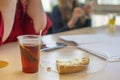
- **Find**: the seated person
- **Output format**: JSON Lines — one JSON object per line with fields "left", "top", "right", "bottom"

{"left": 51, "top": 0, "right": 92, "bottom": 33}
{"left": 0, "top": 0, "right": 52, "bottom": 46}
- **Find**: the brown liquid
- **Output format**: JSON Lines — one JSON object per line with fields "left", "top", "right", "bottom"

{"left": 20, "top": 44, "right": 40, "bottom": 73}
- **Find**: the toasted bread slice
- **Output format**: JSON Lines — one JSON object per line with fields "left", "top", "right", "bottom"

{"left": 56, "top": 57, "right": 89, "bottom": 74}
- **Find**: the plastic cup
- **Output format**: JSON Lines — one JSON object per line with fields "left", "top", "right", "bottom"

{"left": 17, "top": 35, "right": 41, "bottom": 73}
{"left": 108, "top": 13, "right": 116, "bottom": 27}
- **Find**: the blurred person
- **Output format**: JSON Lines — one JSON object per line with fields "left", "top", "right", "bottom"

{"left": 51, "top": 0, "right": 92, "bottom": 33}
{"left": 0, "top": 0, "right": 52, "bottom": 46}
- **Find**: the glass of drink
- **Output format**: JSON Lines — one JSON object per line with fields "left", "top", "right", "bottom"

{"left": 108, "top": 13, "right": 117, "bottom": 32}
{"left": 17, "top": 35, "right": 41, "bottom": 73}
{"left": 108, "top": 13, "right": 116, "bottom": 27}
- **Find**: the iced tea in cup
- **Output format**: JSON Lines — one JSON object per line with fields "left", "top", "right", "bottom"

{"left": 17, "top": 35, "right": 41, "bottom": 73}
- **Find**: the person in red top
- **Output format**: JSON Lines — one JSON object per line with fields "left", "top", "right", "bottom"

{"left": 0, "top": 0, "right": 52, "bottom": 46}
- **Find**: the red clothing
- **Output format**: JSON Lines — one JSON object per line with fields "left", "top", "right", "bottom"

{"left": 0, "top": 1, "right": 52, "bottom": 45}
{"left": 0, "top": 12, "right": 4, "bottom": 45}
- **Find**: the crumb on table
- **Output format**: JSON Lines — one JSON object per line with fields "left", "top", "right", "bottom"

{"left": 47, "top": 67, "right": 51, "bottom": 71}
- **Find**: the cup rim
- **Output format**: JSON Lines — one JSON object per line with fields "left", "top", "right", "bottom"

{"left": 17, "top": 35, "right": 41, "bottom": 41}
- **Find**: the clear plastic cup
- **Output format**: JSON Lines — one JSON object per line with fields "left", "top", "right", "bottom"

{"left": 17, "top": 35, "right": 41, "bottom": 73}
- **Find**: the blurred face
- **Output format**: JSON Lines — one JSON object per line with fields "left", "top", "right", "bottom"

{"left": 67, "top": 0, "right": 75, "bottom": 9}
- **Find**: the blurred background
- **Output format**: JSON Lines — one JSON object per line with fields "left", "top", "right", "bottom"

{"left": 41, "top": 0, "right": 120, "bottom": 27}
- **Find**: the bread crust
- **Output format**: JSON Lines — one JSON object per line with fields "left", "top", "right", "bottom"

{"left": 56, "top": 57, "right": 89, "bottom": 74}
